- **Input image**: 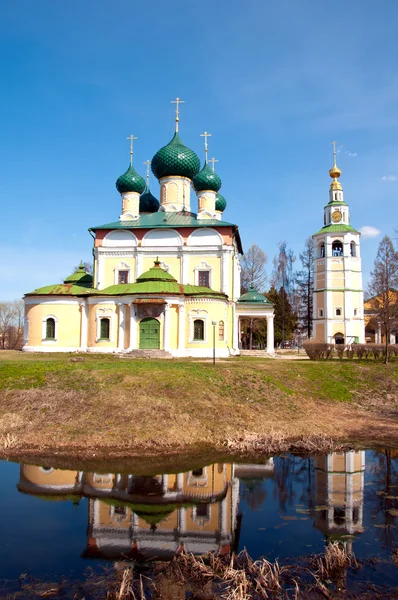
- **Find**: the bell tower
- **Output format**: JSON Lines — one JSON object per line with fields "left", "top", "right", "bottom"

{"left": 312, "top": 144, "right": 365, "bottom": 344}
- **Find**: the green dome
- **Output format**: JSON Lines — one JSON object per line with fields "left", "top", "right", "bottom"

{"left": 64, "top": 263, "right": 93, "bottom": 287}
{"left": 116, "top": 164, "right": 146, "bottom": 194}
{"left": 193, "top": 162, "right": 222, "bottom": 192}
{"left": 136, "top": 259, "right": 177, "bottom": 283}
{"left": 215, "top": 192, "right": 227, "bottom": 212}
{"left": 151, "top": 132, "right": 200, "bottom": 180}
{"left": 140, "top": 186, "right": 160, "bottom": 213}
{"left": 238, "top": 285, "right": 270, "bottom": 304}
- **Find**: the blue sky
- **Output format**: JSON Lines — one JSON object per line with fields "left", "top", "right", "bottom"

{"left": 1, "top": 0, "right": 397, "bottom": 300}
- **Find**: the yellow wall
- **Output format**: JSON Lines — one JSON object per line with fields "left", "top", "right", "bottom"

{"left": 26, "top": 302, "right": 81, "bottom": 348}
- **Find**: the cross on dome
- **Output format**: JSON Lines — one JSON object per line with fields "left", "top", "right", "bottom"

{"left": 209, "top": 157, "right": 219, "bottom": 173}
{"left": 200, "top": 131, "right": 212, "bottom": 163}
{"left": 126, "top": 134, "right": 138, "bottom": 166}
{"left": 171, "top": 97, "right": 185, "bottom": 132}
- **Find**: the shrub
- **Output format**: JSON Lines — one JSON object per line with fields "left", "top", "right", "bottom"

{"left": 346, "top": 345, "right": 355, "bottom": 359}
{"left": 303, "top": 341, "right": 334, "bottom": 360}
{"left": 335, "top": 344, "right": 346, "bottom": 359}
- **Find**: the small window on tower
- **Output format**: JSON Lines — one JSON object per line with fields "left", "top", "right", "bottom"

{"left": 118, "top": 270, "right": 129, "bottom": 284}
{"left": 336, "top": 308, "right": 342, "bottom": 317}
{"left": 198, "top": 271, "right": 210, "bottom": 287}
{"left": 319, "top": 309, "right": 324, "bottom": 318}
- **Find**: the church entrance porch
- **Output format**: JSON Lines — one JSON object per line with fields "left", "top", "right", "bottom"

{"left": 139, "top": 317, "right": 160, "bottom": 349}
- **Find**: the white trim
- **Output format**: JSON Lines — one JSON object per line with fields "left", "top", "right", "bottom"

{"left": 188, "top": 309, "right": 209, "bottom": 343}
{"left": 194, "top": 261, "right": 213, "bottom": 288}
{"left": 24, "top": 298, "right": 80, "bottom": 305}
{"left": 95, "top": 308, "right": 115, "bottom": 342}
{"left": 23, "top": 345, "right": 81, "bottom": 353}
{"left": 42, "top": 314, "right": 58, "bottom": 342}
{"left": 114, "top": 261, "right": 132, "bottom": 284}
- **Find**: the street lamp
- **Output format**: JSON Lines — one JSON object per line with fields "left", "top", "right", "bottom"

{"left": 212, "top": 320, "right": 217, "bottom": 365}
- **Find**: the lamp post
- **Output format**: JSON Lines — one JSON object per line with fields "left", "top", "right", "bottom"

{"left": 212, "top": 320, "right": 217, "bottom": 365}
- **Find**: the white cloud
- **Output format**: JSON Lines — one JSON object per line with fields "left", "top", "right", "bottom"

{"left": 347, "top": 152, "right": 357, "bottom": 157}
{"left": 359, "top": 226, "right": 381, "bottom": 238}
{"left": 382, "top": 174, "right": 398, "bottom": 182}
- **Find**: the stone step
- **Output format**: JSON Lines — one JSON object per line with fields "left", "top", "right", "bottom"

{"left": 239, "top": 350, "right": 273, "bottom": 357}
{"left": 118, "top": 349, "right": 173, "bottom": 360}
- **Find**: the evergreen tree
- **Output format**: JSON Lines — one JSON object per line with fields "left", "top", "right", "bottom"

{"left": 295, "top": 237, "right": 314, "bottom": 338}
{"left": 266, "top": 286, "right": 297, "bottom": 346}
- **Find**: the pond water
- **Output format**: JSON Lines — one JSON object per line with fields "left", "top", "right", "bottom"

{"left": 0, "top": 450, "right": 397, "bottom": 593}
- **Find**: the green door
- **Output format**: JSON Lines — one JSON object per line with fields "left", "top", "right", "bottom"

{"left": 139, "top": 317, "right": 160, "bottom": 349}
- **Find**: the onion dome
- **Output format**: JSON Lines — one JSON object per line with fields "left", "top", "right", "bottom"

{"left": 193, "top": 162, "right": 222, "bottom": 192}
{"left": 64, "top": 262, "right": 93, "bottom": 287}
{"left": 116, "top": 164, "right": 146, "bottom": 194}
{"left": 238, "top": 285, "right": 271, "bottom": 304}
{"left": 151, "top": 132, "right": 200, "bottom": 180}
{"left": 215, "top": 192, "right": 227, "bottom": 212}
{"left": 136, "top": 259, "right": 177, "bottom": 283}
{"left": 139, "top": 186, "right": 160, "bottom": 213}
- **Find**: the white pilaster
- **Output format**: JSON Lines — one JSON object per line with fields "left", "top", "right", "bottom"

{"left": 79, "top": 301, "right": 88, "bottom": 351}
{"left": 176, "top": 473, "right": 184, "bottom": 492}
{"left": 178, "top": 304, "right": 185, "bottom": 352}
{"left": 129, "top": 305, "right": 137, "bottom": 350}
{"left": 266, "top": 315, "right": 274, "bottom": 354}
{"left": 219, "top": 496, "right": 228, "bottom": 535}
{"left": 221, "top": 251, "right": 229, "bottom": 295}
{"left": 135, "top": 252, "right": 143, "bottom": 280}
{"left": 181, "top": 253, "right": 188, "bottom": 284}
{"left": 232, "top": 304, "right": 239, "bottom": 351}
{"left": 163, "top": 303, "right": 170, "bottom": 351}
{"left": 118, "top": 303, "right": 126, "bottom": 351}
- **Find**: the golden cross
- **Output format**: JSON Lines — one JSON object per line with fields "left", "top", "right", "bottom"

{"left": 209, "top": 157, "right": 218, "bottom": 172}
{"left": 200, "top": 131, "right": 212, "bottom": 163}
{"left": 332, "top": 140, "right": 338, "bottom": 166}
{"left": 171, "top": 97, "right": 185, "bottom": 132}
{"left": 143, "top": 159, "right": 151, "bottom": 185}
{"left": 127, "top": 134, "right": 138, "bottom": 165}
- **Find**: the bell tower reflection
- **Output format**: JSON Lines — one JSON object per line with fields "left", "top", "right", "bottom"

{"left": 313, "top": 451, "right": 365, "bottom": 549}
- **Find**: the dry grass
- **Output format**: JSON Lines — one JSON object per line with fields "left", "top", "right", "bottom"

{"left": 0, "top": 351, "right": 397, "bottom": 462}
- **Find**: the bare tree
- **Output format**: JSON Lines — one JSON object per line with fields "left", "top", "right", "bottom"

{"left": 367, "top": 235, "right": 398, "bottom": 364}
{"left": 272, "top": 242, "right": 296, "bottom": 345}
{"left": 240, "top": 244, "right": 268, "bottom": 294}
{"left": 296, "top": 237, "right": 315, "bottom": 338}
{"left": 0, "top": 300, "right": 24, "bottom": 349}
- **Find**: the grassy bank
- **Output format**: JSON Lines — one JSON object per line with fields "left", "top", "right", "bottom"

{"left": 0, "top": 351, "right": 397, "bottom": 465}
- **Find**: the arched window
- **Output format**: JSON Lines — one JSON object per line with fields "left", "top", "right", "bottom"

{"left": 320, "top": 243, "right": 325, "bottom": 258}
{"left": 100, "top": 317, "right": 110, "bottom": 340}
{"left": 193, "top": 319, "right": 204, "bottom": 341}
{"left": 46, "top": 318, "right": 55, "bottom": 339}
{"left": 350, "top": 241, "right": 356, "bottom": 257}
{"left": 218, "top": 320, "right": 224, "bottom": 341}
{"left": 332, "top": 240, "right": 343, "bottom": 256}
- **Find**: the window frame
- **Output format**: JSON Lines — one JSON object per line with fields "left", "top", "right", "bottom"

{"left": 193, "top": 319, "right": 205, "bottom": 341}
{"left": 118, "top": 270, "right": 129, "bottom": 284}
{"left": 99, "top": 317, "right": 111, "bottom": 340}
{"left": 335, "top": 307, "right": 343, "bottom": 317}
{"left": 42, "top": 315, "right": 58, "bottom": 343}
{"left": 218, "top": 320, "right": 225, "bottom": 341}
{"left": 198, "top": 270, "right": 210, "bottom": 288}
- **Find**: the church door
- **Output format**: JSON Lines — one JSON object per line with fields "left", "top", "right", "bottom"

{"left": 139, "top": 318, "right": 160, "bottom": 349}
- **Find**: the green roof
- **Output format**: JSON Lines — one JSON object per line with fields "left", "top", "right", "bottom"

{"left": 25, "top": 284, "right": 97, "bottom": 296}
{"left": 215, "top": 193, "right": 227, "bottom": 212}
{"left": 313, "top": 224, "right": 359, "bottom": 236}
{"left": 325, "top": 200, "right": 348, "bottom": 207}
{"left": 100, "top": 280, "right": 226, "bottom": 298}
{"left": 151, "top": 132, "right": 201, "bottom": 180}
{"left": 139, "top": 186, "right": 159, "bottom": 213}
{"left": 63, "top": 263, "right": 93, "bottom": 286}
{"left": 136, "top": 260, "right": 177, "bottom": 283}
{"left": 89, "top": 211, "right": 236, "bottom": 230}
{"left": 238, "top": 285, "right": 272, "bottom": 304}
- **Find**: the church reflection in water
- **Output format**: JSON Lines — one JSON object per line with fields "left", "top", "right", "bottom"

{"left": 17, "top": 451, "right": 365, "bottom": 561}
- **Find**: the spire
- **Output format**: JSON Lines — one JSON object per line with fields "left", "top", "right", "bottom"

{"left": 329, "top": 140, "right": 342, "bottom": 191}
{"left": 126, "top": 134, "right": 138, "bottom": 166}
{"left": 171, "top": 97, "right": 185, "bottom": 133}
{"left": 144, "top": 159, "right": 151, "bottom": 187}
{"left": 200, "top": 131, "right": 212, "bottom": 164}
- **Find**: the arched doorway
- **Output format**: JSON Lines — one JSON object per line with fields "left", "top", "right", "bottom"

{"left": 334, "top": 332, "right": 345, "bottom": 345}
{"left": 139, "top": 317, "right": 160, "bottom": 349}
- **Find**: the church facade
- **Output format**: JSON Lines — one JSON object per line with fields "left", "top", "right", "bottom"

{"left": 23, "top": 105, "right": 275, "bottom": 357}
{"left": 312, "top": 147, "right": 365, "bottom": 344}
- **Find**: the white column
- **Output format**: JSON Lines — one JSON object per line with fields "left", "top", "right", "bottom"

{"left": 163, "top": 303, "right": 170, "bottom": 351}
{"left": 232, "top": 305, "right": 239, "bottom": 351}
{"left": 179, "top": 507, "right": 186, "bottom": 533}
{"left": 135, "top": 252, "right": 143, "bottom": 280}
{"left": 118, "top": 303, "right": 126, "bottom": 351}
{"left": 266, "top": 315, "right": 274, "bottom": 354}
{"left": 178, "top": 304, "right": 185, "bottom": 353}
{"left": 221, "top": 251, "right": 229, "bottom": 295}
{"left": 219, "top": 496, "right": 228, "bottom": 535}
{"left": 345, "top": 450, "right": 355, "bottom": 473}
{"left": 181, "top": 253, "right": 188, "bottom": 284}
{"left": 129, "top": 305, "right": 137, "bottom": 350}
{"left": 176, "top": 473, "right": 184, "bottom": 492}
{"left": 79, "top": 300, "right": 88, "bottom": 351}
{"left": 97, "top": 254, "right": 105, "bottom": 289}
{"left": 162, "top": 474, "right": 169, "bottom": 494}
